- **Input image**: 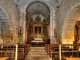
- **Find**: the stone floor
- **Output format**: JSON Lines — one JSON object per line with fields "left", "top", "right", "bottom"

{"left": 25, "top": 47, "right": 51, "bottom": 60}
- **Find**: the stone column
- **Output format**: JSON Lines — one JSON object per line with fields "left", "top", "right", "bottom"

{"left": 50, "top": 9, "right": 53, "bottom": 44}
{"left": 22, "top": 13, "right": 26, "bottom": 44}
{"left": 50, "top": 7, "right": 56, "bottom": 44}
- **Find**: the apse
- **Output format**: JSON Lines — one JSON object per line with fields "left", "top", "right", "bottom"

{"left": 26, "top": 1, "right": 50, "bottom": 45}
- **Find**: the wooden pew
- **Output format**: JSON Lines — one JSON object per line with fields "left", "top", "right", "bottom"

{"left": 0, "top": 44, "right": 31, "bottom": 60}
{"left": 45, "top": 44, "right": 59, "bottom": 58}
{"left": 18, "top": 44, "right": 31, "bottom": 59}
{"left": 18, "top": 44, "right": 31, "bottom": 55}
{"left": 45, "top": 44, "right": 71, "bottom": 59}
{"left": 0, "top": 44, "right": 15, "bottom": 60}
{"left": 66, "top": 58, "right": 80, "bottom": 60}
{"left": 0, "top": 57, "right": 9, "bottom": 60}
{"left": 46, "top": 44, "right": 80, "bottom": 60}
{"left": 0, "top": 48, "right": 25, "bottom": 60}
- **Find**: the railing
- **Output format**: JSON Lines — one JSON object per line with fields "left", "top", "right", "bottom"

{"left": 0, "top": 44, "right": 18, "bottom": 60}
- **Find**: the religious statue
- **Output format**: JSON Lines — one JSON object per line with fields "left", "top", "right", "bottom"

{"left": 35, "top": 15, "right": 41, "bottom": 22}
{"left": 30, "top": 18, "right": 33, "bottom": 23}
{"left": 37, "top": 31, "right": 41, "bottom": 38}
{"left": 35, "top": 28, "right": 41, "bottom": 38}
{"left": 54, "top": 28, "right": 57, "bottom": 37}
{"left": 43, "top": 18, "right": 46, "bottom": 23}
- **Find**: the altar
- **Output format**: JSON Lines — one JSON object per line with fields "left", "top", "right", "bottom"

{"left": 32, "top": 38, "right": 43, "bottom": 43}
{"left": 27, "top": 15, "right": 48, "bottom": 45}
{"left": 31, "top": 38, "right": 44, "bottom": 46}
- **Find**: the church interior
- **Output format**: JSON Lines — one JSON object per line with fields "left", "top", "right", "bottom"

{"left": 0, "top": 0, "right": 80, "bottom": 60}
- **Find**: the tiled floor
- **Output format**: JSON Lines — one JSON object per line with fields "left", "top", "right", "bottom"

{"left": 25, "top": 47, "right": 51, "bottom": 60}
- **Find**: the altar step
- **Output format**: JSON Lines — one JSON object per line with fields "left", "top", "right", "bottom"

{"left": 25, "top": 47, "right": 51, "bottom": 60}
{"left": 31, "top": 44, "right": 45, "bottom": 47}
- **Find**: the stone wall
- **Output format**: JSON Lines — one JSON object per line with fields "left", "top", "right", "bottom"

{"left": 1, "top": 23, "right": 13, "bottom": 44}
{"left": 0, "top": 0, "right": 19, "bottom": 44}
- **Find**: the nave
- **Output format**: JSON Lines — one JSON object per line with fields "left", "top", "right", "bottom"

{"left": 1, "top": 0, "right": 80, "bottom": 60}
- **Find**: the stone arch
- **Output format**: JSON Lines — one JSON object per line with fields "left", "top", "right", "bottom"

{"left": 0, "top": 0, "right": 19, "bottom": 43}
{"left": 56, "top": 0, "right": 80, "bottom": 44}
{"left": 20, "top": 0, "right": 56, "bottom": 44}
{"left": 62, "top": 3, "right": 80, "bottom": 44}
{"left": 26, "top": 1, "right": 50, "bottom": 12}
{"left": 0, "top": 7, "right": 13, "bottom": 44}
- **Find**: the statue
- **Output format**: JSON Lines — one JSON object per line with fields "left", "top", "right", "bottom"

{"left": 30, "top": 18, "right": 33, "bottom": 23}
{"left": 37, "top": 31, "right": 41, "bottom": 38}
{"left": 35, "top": 15, "right": 41, "bottom": 22}
{"left": 35, "top": 29, "right": 41, "bottom": 38}
{"left": 54, "top": 28, "right": 57, "bottom": 37}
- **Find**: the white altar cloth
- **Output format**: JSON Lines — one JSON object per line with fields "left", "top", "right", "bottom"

{"left": 34, "top": 38, "right": 42, "bottom": 40}
{"left": 31, "top": 38, "right": 43, "bottom": 43}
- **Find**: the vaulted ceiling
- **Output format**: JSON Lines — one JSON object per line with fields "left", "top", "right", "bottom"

{"left": 26, "top": 1, "right": 50, "bottom": 20}
{"left": 14, "top": 0, "right": 63, "bottom": 10}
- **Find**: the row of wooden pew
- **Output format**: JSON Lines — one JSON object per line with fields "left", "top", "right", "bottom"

{"left": 45, "top": 44, "right": 59, "bottom": 58}
{"left": 0, "top": 44, "right": 31, "bottom": 60}
{"left": 45, "top": 44, "right": 80, "bottom": 60}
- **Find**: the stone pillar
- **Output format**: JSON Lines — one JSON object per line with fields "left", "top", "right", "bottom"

{"left": 22, "top": 13, "right": 26, "bottom": 44}
{"left": 50, "top": 7, "right": 56, "bottom": 44}
{"left": 50, "top": 8, "right": 53, "bottom": 44}
{"left": 12, "top": 27, "right": 19, "bottom": 44}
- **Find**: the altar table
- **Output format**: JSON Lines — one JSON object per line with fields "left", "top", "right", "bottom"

{"left": 31, "top": 38, "right": 43, "bottom": 43}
